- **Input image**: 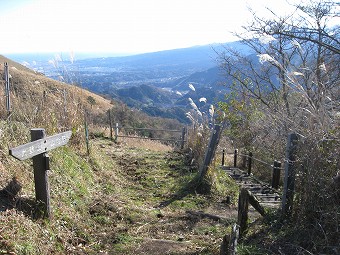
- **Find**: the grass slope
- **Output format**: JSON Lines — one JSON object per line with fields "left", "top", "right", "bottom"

{"left": 0, "top": 137, "right": 239, "bottom": 255}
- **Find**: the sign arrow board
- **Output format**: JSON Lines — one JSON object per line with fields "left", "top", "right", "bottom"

{"left": 9, "top": 131, "right": 72, "bottom": 161}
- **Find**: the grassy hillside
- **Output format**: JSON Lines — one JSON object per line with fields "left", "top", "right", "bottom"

{"left": 0, "top": 56, "right": 239, "bottom": 253}
{"left": 0, "top": 135, "right": 240, "bottom": 254}
{"left": 1, "top": 56, "right": 240, "bottom": 254}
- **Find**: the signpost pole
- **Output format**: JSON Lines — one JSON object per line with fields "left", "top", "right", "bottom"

{"left": 180, "top": 127, "right": 186, "bottom": 149}
{"left": 9, "top": 129, "right": 71, "bottom": 218}
{"left": 31, "top": 128, "right": 50, "bottom": 218}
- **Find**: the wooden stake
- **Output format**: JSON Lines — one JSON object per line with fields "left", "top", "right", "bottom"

{"left": 115, "top": 123, "right": 119, "bottom": 142}
{"left": 282, "top": 133, "right": 299, "bottom": 217}
{"left": 84, "top": 114, "right": 90, "bottom": 155}
{"left": 233, "top": 149, "right": 238, "bottom": 168}
{"left": 199, "top": 125, "right": 223, "bottom": 180}
{"left": 181, "top": 127, "right": 186, "bottom": 149}
{"left": 31, "top": 129, "right": 50, "bottom": 218}
{"left": 272, "top": 160, "right": 281, "bottom": 189}
{"left": 4, "top": 62, "right": 11, "bottom": 116}
{"left": 237, "top": 188, "right": 249, "bottom": 237}
{"left": 247, "top": 152, "right": 253, "bottom": 175}
{"left": 108, "top": 110, "right": 113, "bottom": 140}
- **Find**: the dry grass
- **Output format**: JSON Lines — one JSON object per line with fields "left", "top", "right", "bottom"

{"left": 0, "top": 56, "right": 241, "bottom": 254}
{"left": 120, "top": 137, "right": 173, "bottom": 152}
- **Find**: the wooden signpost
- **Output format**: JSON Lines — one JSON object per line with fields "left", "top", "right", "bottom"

{"left": 199, "top": 124, "right": 223, "bottom": 180}
{"left": 9, "top": 129, "right": 72, "bottom": 218}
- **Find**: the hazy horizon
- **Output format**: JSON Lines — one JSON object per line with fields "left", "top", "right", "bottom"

{"left": 0, "top": 0, "right": 298, "bottom": 55}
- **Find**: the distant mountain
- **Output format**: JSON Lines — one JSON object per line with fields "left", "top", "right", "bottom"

{"left": 169, "top": 66, "right": 226, "bottom": 91}
{"left": 109, "top": 84, "right": 177, "bottom": 107}
{"left": 5, "top": 41, "right": 252, "bottom": 123}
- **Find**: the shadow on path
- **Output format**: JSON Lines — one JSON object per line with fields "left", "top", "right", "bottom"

{"left": 0, "top": 177, "right": 36, "bottom": 218}
{"left": 157, "top": 175, "right": 209, "bottom": 208}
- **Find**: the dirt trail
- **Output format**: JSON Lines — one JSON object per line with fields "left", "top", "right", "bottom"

{"left": 93, "top": 139, "right": 241, "bottom": 254}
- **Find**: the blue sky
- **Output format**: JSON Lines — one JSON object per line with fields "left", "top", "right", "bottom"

{"left": 0, "top": 0, "right": 297, "bottom": 55}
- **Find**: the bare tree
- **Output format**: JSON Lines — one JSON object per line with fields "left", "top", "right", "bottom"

{"left": 219, "top": 0, "right": 339, "bottom": 136}
{"left": 218, "top": 1, "right": 340, "bottom": 252}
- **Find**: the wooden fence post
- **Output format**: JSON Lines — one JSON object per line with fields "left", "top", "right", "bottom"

{"left": 221, "top": 149, "right": 225, "bottom": 166}
{"left": 84, "top": 114, "right": 90, "bottom": 155}
{"left": 63, "top": 89, "right": 67, "bottom": 128}
{"left": 108, "top": 110, "right": 113, "bottom": 140}
{"left": 228, "top": 224, "right": 239, "bottom": 255}
{"left": 272, "top": 160, "right": 281, "bottom": 189}
{"left": 241, "top": 151, "right": 247, "bottom": 169}
{"left": 199, "top": 124, "right": 223, "bottom": 180}
{"left": 31, "top": 129, "right": 50, "bottom": 218}
{"left": 237, "top": 188, "right": 249, "bottom": 237}
{"left": 4, "top": 62, "right": 11, "bottom": 116}
{"left": 115, "top": 123, "right": 119, "bottom": 142}
{"left": 247, "top": 152, "right": 253, "bottom": 175}
{"left": 282, "top": 133, "right": 299, "bottom": 217}
{"left": 181, "top": 127, "right": 186, "bottom": 149}
{"left": 233, "top": 149, "right": 238, "bottom": 168}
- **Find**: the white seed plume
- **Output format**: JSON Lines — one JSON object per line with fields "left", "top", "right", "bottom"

{"left": 259, "top": 34, "right": 276, "bottom": 44}
{"left": 54, "top": 54, "right": 62, "bottom": 62}
{"left": 48, "top": 59, "right": 58, "bottom": 68}
{"left": 22, "top": 61, "right": 30, "bottom": 67}
{"left": 209, "top": 105, "right": 214, "bottom": 117}
{"left": 185, "top": 112, "right": 195, "bottom": 123}
{"left": 188, "top": 83, "right": 196, "bottom": 91}
{"left": 188, "top": 98, "right": 199, "bottom": 111}
{"left": 291, "top": 39, "right": 302, "bottom": 50}
{"left": 257, "top": 54, "right": 282, "bottom": 68}
{"left": 70, "top": 51, "right": 75, "bottom": 64}
{"left": 292, "top": 71, "right": 304, "bottom": 76}
{"left": 199, "top": 97, "right": 207, "bottom": 103}
{"left": 319, "top": 62, "right": 327, "bottom": 72}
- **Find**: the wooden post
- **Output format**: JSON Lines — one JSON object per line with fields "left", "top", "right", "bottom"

{"left": 199, "top": 124, "right": 223, "bottom": 180}
{"left": 84, "top": 114, "right": 90, "bottom": 155}
{"left": 181, "top": 127, "right": 186, "bottom": 149}
{"left": 228, "top": 224, "right": 239, "bottom": 255}
{"left": 282, "top": 133, "right": 299, "bottom": 217}
{"left": 108, "top": 110, "right": 113, "bottom": 140}
{"left": 4, "top": 62, "right": 11, "bottom": 116}
{"left": 233, "top": 149, "right": 238, "bottom": 168}
{"left": 31, "top": 129, "right": 50, "bottom": 218}
{"left": 221, "top": 149, "right": 225, "bottom": 166}
{"left": 237, "top": 188, "right": 249, "bottom": 237}
{"left": 9, "top": 130, "right": 71, "bottom": 218}
{"left": 115, "top": 123, "right": 119, "bottom": 142}
{"left": 272, "top": 160, "right": 281, "bottom": 189}
{"left": 247, "top": 152, "right": 253, "bottom": 175}
{"left": 241, "top": 151, "right": 246, "bottom": 169}
{"left": 63, "top": 89, "right": 67, "bottom": 128}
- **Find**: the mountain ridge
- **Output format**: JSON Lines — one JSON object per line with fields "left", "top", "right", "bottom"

{"left": 3, "top": 41, "right": 252, "bottom": 123}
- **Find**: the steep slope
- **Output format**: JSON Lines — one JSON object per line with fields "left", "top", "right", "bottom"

{"left": 0, "top": 55, "right": 36, "bottom": 74}
{"left": 1, "top": 55, "right": 112, "bottom": 119}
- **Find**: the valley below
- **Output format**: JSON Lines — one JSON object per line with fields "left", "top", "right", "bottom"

{"left": 6, "top": 42, "right": 247, "bottom": 123}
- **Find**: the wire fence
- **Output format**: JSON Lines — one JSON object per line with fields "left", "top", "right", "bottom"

{"left": 112, "top": 123, "right": 187, "bottom": 148}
